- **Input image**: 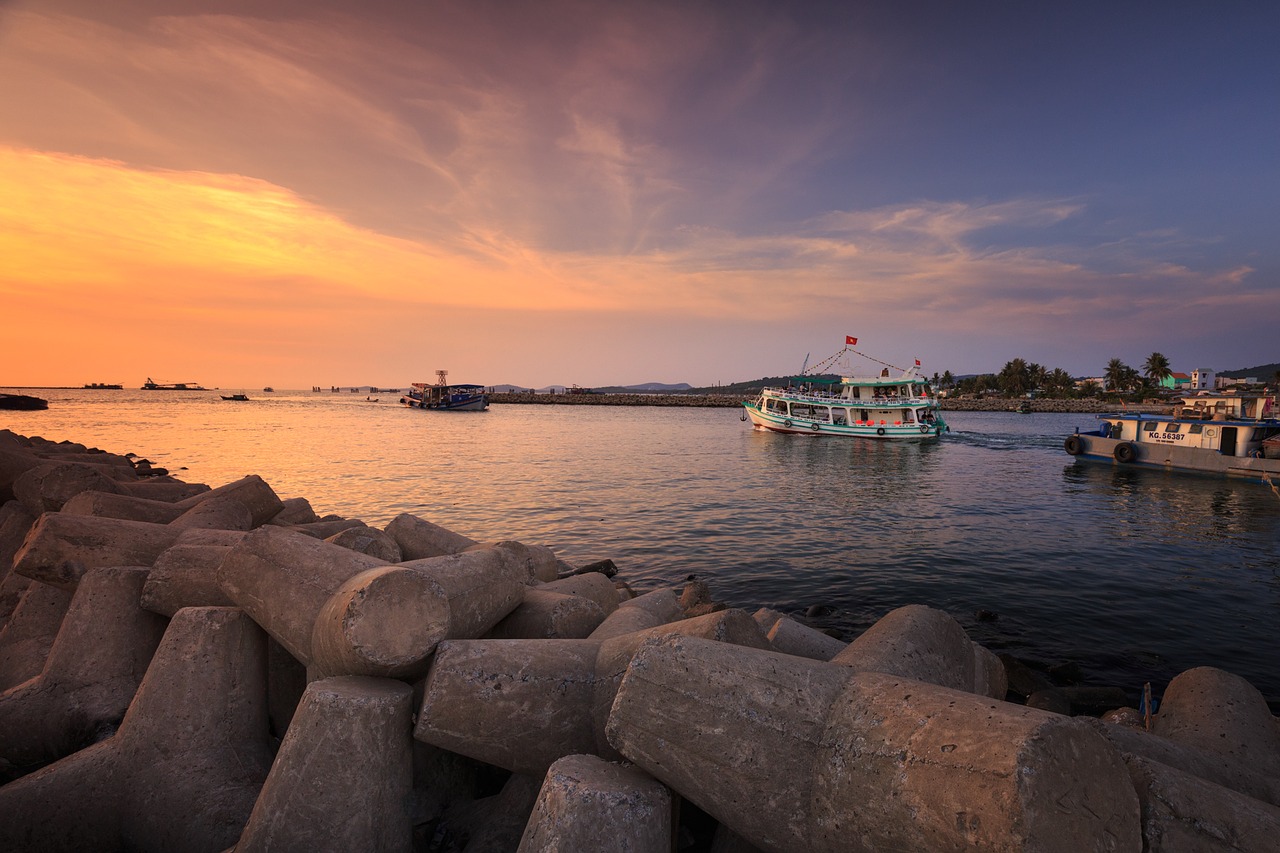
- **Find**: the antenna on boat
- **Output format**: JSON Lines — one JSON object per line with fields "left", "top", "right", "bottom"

{"left": 435, "top": 369, "right": 448, "bottom": 386}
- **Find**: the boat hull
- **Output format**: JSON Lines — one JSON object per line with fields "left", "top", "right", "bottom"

{"left": 744, "top": 403, "right": 944, "bottom": 439}
{"left": 1064, "top": 431, "right": 1280, "bottom": 483}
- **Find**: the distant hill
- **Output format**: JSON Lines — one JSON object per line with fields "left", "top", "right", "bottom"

{"left": 1220, "top": 362, "right": 1280, "bottom": 380}
{"left": 685, "top": 374, "right": 840, "bottom": 395}
{"left": 595, "top": 382, "right": 693, "bottom": 393}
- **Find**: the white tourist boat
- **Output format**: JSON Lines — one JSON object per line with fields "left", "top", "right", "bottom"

{"left": 742, "top": 342, "right": 947, "bottom": 439}
{"left": 399, "top": 370, "right": 489, "bottom": 411}
{"left": 1063, "top": 390, "right": 1280, "bottom": 481}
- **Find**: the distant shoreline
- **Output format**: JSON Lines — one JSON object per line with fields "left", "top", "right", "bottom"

{"left": 489, "top": 392, "right": 1173, "bottom": 414}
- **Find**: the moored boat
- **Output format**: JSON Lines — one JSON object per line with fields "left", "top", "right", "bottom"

{"left": 141, "top": 377, "right": 206, "bottom": 391}
{"left": 1063, "top": 390, "right": 1280, "bottom": 482}
{"left": 742, "top": 340, "right": 946, "bottom": 439}
{"left": 400, "top": 370, "right": 488, "bottom": 411}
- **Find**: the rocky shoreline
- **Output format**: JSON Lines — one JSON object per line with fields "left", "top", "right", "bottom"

{"left": 490, "top": 391, "right": 1173, "bottom": 414}
{"left": 2, "top": 428, "right": 1277, "bottom": 852}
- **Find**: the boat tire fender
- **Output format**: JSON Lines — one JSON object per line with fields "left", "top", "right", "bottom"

{"left": 1063, "top": 435, "right": 1084, "bottom": 455}
{"left": 810, "top": 422, "right": 820, "bottom": 431}
{"left": 876, "top": 427, "right": 886, "bottom": 436}
{"left": 919, "top": 425, "right": 929, "bottom": 434}
{"left": 783, "top": 419, "right": 792, "bottom": 428}
{"left": 1114, "top": 442, "right": 1137, "bottom": 464}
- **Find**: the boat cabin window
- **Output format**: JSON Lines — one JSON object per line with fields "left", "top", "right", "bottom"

{"left": 1163, "top": 423, "right": 1181, "bottom": 433}
{"left": 791, "top": 405, "right": 812, "bottom": 419}
{"left": 1142, "top": 421, "right": 1159, "bottom": 432}
{"left": 766, "top": 398, "right": 787, "bottom": 414}
{"left": 1187, "top": 423, "right": 1204, "bottom": 435}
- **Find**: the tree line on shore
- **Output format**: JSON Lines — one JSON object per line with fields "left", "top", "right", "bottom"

{"left": 933, "top": 353, "right": 1178, "bottom": 400}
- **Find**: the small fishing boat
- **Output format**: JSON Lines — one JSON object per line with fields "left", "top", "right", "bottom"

{"left": 141, "top": 377, "right": 206, "bottom": 391}
{"left": 1063, "top": 390, "right": 1280, "bottom": 482}
{"left": 400, "top": 371, "right": 488, "bottom": 411}
{"left": 1013, "top": 401, "right": 1033, "bottom": 414}
{"left": 221, "top": 393, "right": 250, "bottom": 401}
{"left": 742, "top": 339, "right": 946, "bottom": 439}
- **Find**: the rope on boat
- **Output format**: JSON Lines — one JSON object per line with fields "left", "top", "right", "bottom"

{"left": 802, "top": 346, "right": 911, "bottom": 377}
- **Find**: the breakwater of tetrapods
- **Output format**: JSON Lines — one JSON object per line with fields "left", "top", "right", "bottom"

{"left": 1, "top": 427, "right": 1276, "bottom": 852}
{"left": 491, "top": 391, "right": 1171, "bottom": 414}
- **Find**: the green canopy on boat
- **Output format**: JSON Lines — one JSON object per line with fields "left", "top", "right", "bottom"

{"left": 788, "top": 376, "right": 842, "bottom": 384}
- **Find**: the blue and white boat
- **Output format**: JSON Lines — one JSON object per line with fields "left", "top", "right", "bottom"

{"left": 1063, "top": 390, "right": 1280, "bottom": 481}
{"left": 400, "top": 371, "right": 489, "bottom": 411}
{"left": 743, "top": 343, "right": 946, "bottom": 439}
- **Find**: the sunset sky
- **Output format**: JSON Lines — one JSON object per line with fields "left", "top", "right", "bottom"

{"left": 3, "top": 0, "right": 1277, "bottom": 389}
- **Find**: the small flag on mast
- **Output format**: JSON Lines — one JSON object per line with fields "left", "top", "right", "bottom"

{"left": 845, "top": 336, "right": 858, "bottom": 346}
{"left": 915, "top": 359, "right": 921, "bottom": 366}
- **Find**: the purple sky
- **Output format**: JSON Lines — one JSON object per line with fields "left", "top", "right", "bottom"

{"left": 2, "top": 0, "right": 1276, "bottom": 387}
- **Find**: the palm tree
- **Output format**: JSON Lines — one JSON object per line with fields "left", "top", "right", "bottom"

{"left": 999, "top": 358, "right": 1031, "bottom": 397}
{"left": 940, "top": 370, "right": 954, "bottom": 389}
{"left": 1143, "top": 352, "right": 1173, "bottom": 388}
{"left": 1104, "top": 358, "right": 1131, "bottom": 393}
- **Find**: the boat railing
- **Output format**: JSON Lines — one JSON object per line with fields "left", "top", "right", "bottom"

{"left": 763, "top": 388, "right": 932, "bottom": 407}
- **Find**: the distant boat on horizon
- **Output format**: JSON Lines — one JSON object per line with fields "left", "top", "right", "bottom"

{"left": 141, "top": 377, "right": 206, "bottom": 391}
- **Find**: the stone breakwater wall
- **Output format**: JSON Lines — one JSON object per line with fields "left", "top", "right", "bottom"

{"left": 492, "top": 391, "right": 1174, "bottom": 415}
{"left": 2, "top": 427, "right": 1278, "bottom": 852}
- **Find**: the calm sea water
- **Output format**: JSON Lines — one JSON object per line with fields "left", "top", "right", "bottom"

{"left": 5, "top": 388, "right": 1279, "bottom": 704}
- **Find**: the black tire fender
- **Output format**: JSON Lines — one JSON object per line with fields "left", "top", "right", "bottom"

{"left": 1064, "top": 435, "right": 1084, "bottom": 455}
{"left": 1114, "top": 442, "right": 1137, "bottom": 464}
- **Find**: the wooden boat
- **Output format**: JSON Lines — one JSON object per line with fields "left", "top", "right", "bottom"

{"left": 742, "top": 340, "right": 946, "bottom": 439}
{"left": 1063, "top": 390, "right": 1280, "bottom": 481}
{"left": 221, "top": 393, "right": 250, "bottom": 401}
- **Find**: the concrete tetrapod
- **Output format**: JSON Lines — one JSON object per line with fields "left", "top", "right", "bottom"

{"left": 0, "top": 566, "right": 167, "bottom": 769}
{"left": 0, "top": 607, "right": 274, "bottom": 852}
{"left": 0, "top": 580, "right": 73, "bottom": 691}
{"left": 12, "top": 513, "right": 183, "bottom": 590}
{"left": 415, "top": 609, "right": 772, "bottom": 776}
{"left": 218, "top": 527, "right": 527, "bottom": 679}
{"left": 1152, "top": 666, "right": 1280, "bottom": 780}
{"left": 606, "top": 635, "right": 1140, "bottom": 853}
{"left": 234, "top": 676, "right": 414, "bottom": 853}
{"left": 517, "top": 754, "right": 673, "bottom": 853}
{"left": 831, "top": 602, "right": 1006, "bottom": 699}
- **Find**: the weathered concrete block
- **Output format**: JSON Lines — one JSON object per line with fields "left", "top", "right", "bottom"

{"left": 12, "top": 462, "right": 127, "bottom": 516}
{"left": 170, "top": 473, "right": 283, "bottom": 527}
{"left": 216, "top": 526, "right": 390, "bottom": 668}
{"left": 485, "top": 588, "right": 607, "bottom": 639}
{"left": 540, "top": 572, "right": 620, "bottom": 616}
{"left": 385, "top": 512, "right": 479, "bottom": 558}
{"left": 607, "top": 635, "right": 1141, "bottom": 853}
{"left": 830, "top": 603, "right": 980, "bottom": 694}
{"left": 518, "top": 754, "right": 672, "bottom": 853}
{"left": 758, "top": 611, "right": 847, "bottom": 661}
{"left": 1153, "top": 666, "right": 1280, "bottom": 780}
{"left": 588, "top": 587, "right": 683, "bottom": 641}
{"left": 234, "top": 676, "right": 414, "bottom": 853}
{"left": 220, "top": 528, "right": 526, "bottom": 679}
{"left": 484, "top": 539, "right": 568, "bottom": 582}
{"left": 1124, "top": 753, "right": 1280, "bottom": 852}
{"left": 278, "top": 517, "right": 367, "bottom": 538}
{"left": 417, "top": 610, "right": 772, "bottom": 776}
{"left": 116, "top": 478, "right": 210, "bottom": 502}
{"left": 168, "top": 495, "right": 253, "bottom": 531}
{"left": 973, "top": 643, "right": 1009, "bottom": 700}
{"left": 270, "top": 496, "right": 318, "bottom": 525}
{"left": 140, "top": 543, "right": 236, "bottom": 616}
{"left": 61, "top": 489, "right": 188, "bottom": 523}
{"left": 12, "top": 513, "right": 182, "bottom": 590}
{"left": 0, "top": 500, "right": 36, "bottom": 627}
{"left": 0, "top": 566, "right": 166, "bottom": 770}
{"left": 0, "top": 580, "right": 74, "bottom": 691}
{"left": 325, "top": 524, "right": 403, "bottom": 561}
{"left": 1083, "top": 718, "right": 1280, "bottom": 808}
{"left": 0, "top": 607, "right": 274, "bottom": 852}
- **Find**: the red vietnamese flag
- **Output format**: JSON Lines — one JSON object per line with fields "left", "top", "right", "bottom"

{"left": 845, "top": 336, "right": 858, "bottom": 346}
{"left": 915, "top": 359, "right": 921, "bottom": 366}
